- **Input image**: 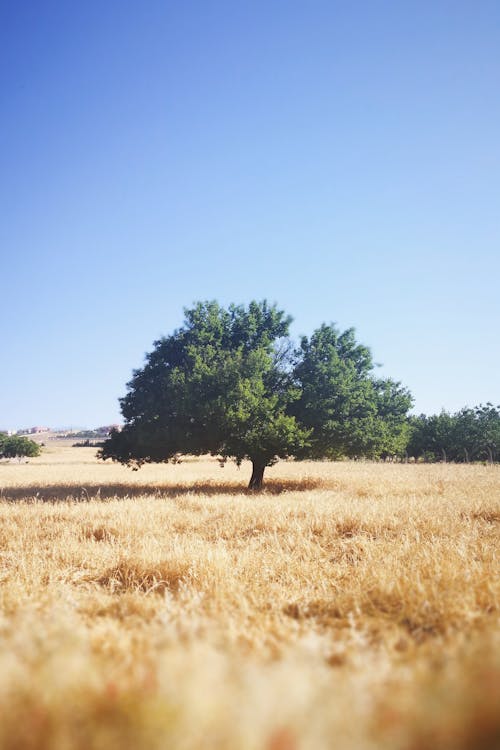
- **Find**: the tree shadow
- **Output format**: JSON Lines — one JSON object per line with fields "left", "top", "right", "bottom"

{"left": 0, "top": 477, "right": 326, "bottom": 502}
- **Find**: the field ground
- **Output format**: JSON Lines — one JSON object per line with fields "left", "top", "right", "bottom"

{"left": 0, "top": 447, "right": 498, "bottom": 750}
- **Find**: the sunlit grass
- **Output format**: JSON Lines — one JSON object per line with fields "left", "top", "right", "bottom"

{"left": 0, "top": 448, "right": 498, "bottom": 749}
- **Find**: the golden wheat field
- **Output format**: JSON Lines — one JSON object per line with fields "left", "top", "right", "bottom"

{"left": 0, "top": 445, "right": 498, "bottom": 750}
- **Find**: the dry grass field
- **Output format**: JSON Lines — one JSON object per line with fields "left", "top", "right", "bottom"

{"left": 0, "top": 445, "right": 498, "bottom": 750}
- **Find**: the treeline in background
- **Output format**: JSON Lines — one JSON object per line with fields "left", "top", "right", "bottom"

{"left": 407, "top": 404, "right": 500, "bottom": 464}
{"left": 2, "top": 407, "right": 499, "bottom": 464}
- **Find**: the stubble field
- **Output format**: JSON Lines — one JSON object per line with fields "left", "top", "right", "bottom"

{"left": 0, "top": 446, "right": 498, "bottom": 750}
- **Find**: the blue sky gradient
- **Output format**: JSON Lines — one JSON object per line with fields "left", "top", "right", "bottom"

{"left": 1, "top": 1, "right": 499, "bottom": 428}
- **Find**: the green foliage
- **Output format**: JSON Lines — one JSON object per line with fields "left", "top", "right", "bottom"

{"left": 0, "top": 434, "right": 41, "bottom": 459}
{"left": 100, "top": 301, "right": 309, "bottom": 487}
{"left": 100, "top": 301, "right": 414, "bottom": 487}
{"left": 291, "top": 324, "right": 413, "bottom": 459}
{"left": 407, "top": 404, "right": 500, "bottom": 462}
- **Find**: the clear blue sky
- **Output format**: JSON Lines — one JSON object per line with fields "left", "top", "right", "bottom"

{"left": 1, "top": 1, "right": 499, "bottom": 429}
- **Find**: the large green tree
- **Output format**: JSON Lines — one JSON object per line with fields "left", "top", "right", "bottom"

{"left": 99, "top": 301, "right": 309, "bottom": 488}
{"left": 100, "top": 301, "right": 413, "bottom": 488}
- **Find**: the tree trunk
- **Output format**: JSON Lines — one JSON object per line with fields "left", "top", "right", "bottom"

{"left": 441, "top": 448, "right": 447, "bottom": 463}
{"left": 248, "top": 461, "right": 266, "bottom": 490}
{"left": 464, "top": 447, "right": 469, "bottom": 463}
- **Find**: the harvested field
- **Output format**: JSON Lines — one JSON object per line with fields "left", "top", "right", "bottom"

{"left": 0, "top": 447, "right": 498, "bottom": 749}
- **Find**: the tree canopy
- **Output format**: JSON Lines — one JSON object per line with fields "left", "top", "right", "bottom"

{"left": 0, "top": 434, "right": 41, "bottom": 460}
{"left": 291, "top": 325, "right": 412, "bottom": 459}
{"left": 100, "top": 300, "right": 413, "bottom": 488}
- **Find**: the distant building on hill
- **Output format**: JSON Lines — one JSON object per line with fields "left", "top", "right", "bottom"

{"left": 16, "top": 427, "right": 50, "bottom": 436}
{"left": 95, "top": 424, "right": 122, "bottom": 436}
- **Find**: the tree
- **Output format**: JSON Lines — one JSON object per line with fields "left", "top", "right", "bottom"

{"left": 100, "top": 301, "right": 413, "bottom": 488}
{"left": 291, "top": 325, "right": 413, "bottom": 459}
{"left": 407, "top": 411, "right": 459, "bottom": 462}
{"left": 0, "top": 434, "right": 41, "bottom": 459}
{"left": 474, "top": 403, "right": 500, "bottom": 463}
{"left": 100, "top": 301, "right": 309, "bottom": 489}
{"left": 454, "top": 408, "right": 479, "bottom": 462}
